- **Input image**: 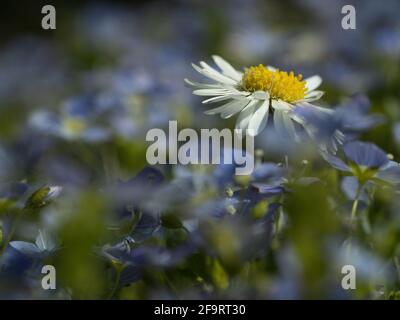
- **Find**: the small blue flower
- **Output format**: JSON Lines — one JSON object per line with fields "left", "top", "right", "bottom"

{"left": 10, "top": 230, "right": 58, "bottom": 258}
{"left": 0, "top": 182, "right": 28, "bottom": 200}
{"left": 323, "top": 141, "right": 400, "bottom": 185}
{"left": 109, "top": 167, "right": 164, "bottom": 244}
{"left": 292, "top": 95, "right": 383, "bottom": 153}
{"left": 30, "top": 110, "right": 111, "bottom": 143}
{"left": 101, "top": 241, "right": 196, "bottom": 272}
{"left": 335, "top": 95, "right": 384, "bottom": 135}
{"left": 341, "top": 176, "right": 371, "bottom": 202}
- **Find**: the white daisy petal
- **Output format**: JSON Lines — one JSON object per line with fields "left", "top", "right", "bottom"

{"left": 194, "top": 62, "right": 238, "bottom": 85}
{"left": 212, "top": 55, "right": 242, "bottom": 81}
{"left": 199, "top": 61, "right": 240, "bottom": 84}
{"left": 202, "top": 95, "right": 244, "bottom": 104}
{"left": 235, "top": 100, "right": 258, "bottom": 132}
{"left": 204, "top": 98, "right": 249, "bottom": 116}
{"left": 282, "top": 112, "right": 297, "bottom": 141}
{"left": 193, "top": 88, "right": 231, "bottom": 96}
{"left": 271, "top": 99, "right": 293, "bottom": 112}
{"left": 289, "top": 112, "right": 307, "bottom": 126}
{"left": 251, "top": 91, "right": 269, "bottom": 100}
{"left": 191, "top": 63, "right": 235, "bottom": 85}
{"left": 204, "top": 100, "right": 240, "bottom": 115}
{"left": 273, "top": 109, "right": 288, "bottom": 138}
{"left": 303, "top": 90, "right": 324, "bottom": 102}
{"left": 184, "top": 78, "right": 221, "bottom": 89}
{"left": 247, "top": 100, "right": 270, "bottom": 136}
{"left": 296, "top": 101, "right": 332, "bottom": 114}
{"left": 220, "top": 99, "right": 251, "bottom": 119}
{"left": 305, "top": 75, "right": 322, "bottom": 92}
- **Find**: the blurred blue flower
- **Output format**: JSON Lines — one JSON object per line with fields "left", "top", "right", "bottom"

{"left": 29, "top": 95, "right": 112, "bottom": 143}
{"left": 392, "top": 122, "right": 400, "bottom": 145}
{"left": 109, "top": 167, "right": 164, "bottom": 243}
{"left": 0, "top": 182, "right": 28, "bottom": 201}
{"left": 323, "top": 141, "right": 400, "bottom": 185}
{"left": 341, "top": 176, "right": 370, "bottom": 202}
{"left": 0, "top": 37, "right": 68, "bottom": 106}
{"left": 293, "top": 95, "right": 383, "bottom": 153}
{"left": 10, "top": 230, "right": 58, "bottom": 259}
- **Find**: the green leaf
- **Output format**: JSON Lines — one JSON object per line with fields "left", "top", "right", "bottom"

{"left": 386, "top": 291, "right": 400, "bottom": 300}
{"left": 0, "top": 198, "right": 15, "bottom": 215}
{"left": 209, "top": 258, "right": 229, "bottom": 290}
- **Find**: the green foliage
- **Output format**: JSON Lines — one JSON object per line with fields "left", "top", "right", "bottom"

{"left": 386, "top": 291, "right": 400, "bottom": 300}
{"left": 284, "top": 182, "right": 340, "bottom": 298}
{"left": 54, "top": 191, "right": 109, "bottom": 299}
{"left": 25, "top": 186, "right": 51, "bottom": 209}
{"left": 208, "top": 258, "right": 229, "bottom": 290}
{"left": 251, "top": 200, "right": 269, "bottom": 220}
{"left": 0, "top": 198, "right": 15, "bottom": 215}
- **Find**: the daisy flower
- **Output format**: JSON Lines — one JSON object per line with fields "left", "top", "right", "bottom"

{"left": 185, "top": 55, "right": 334, "bottom": 142}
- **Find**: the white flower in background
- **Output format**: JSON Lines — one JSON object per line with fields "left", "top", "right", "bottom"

{"left": 185, "top": 55, "right": 332, "bottom": 141}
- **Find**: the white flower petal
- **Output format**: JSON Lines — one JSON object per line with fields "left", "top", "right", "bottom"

{"left": 289, "top": 112, "right": 307, "bottom": 126}
{"left": 193, "top": 62, "right": 237, "bottom": 85}
{"left": 184, "top": 78, "right": 221, "bottom": 89}
{"left": 202, "top": 95, "right": 243, "bottom": 104}
{"left": 220, "top": 99, "right": 251, "bottom": 119}
{"left": 212, "top": 55, "right": 242, "bottom": 81}
{"left": 273, "top": 109, "right": 288, "bottom": 138}
{"left": 282, "top": 112, "right": 297, "bottom": 141}
{"left": 251, "top": 91, "right": 269, "bottom": 100}
{"left": 271, "top": 99, "right": 293, "bottom": 112}
{"left": 193, "top": 88, "right": 231, "bottom": 96}
{"left": 305, "top": 75, "right": 322, "bottom": 92}
{"left": 303, "top": 90, "right": 324, "bottom": 102}
{"left": 204, "top": 98, "right": 249, "bottom": 115}
{"left": 296, "top": 101, "right": 332, "bottom": 114}
{"left": 204, "top": 100, "right": 240, "bottom": 115}
{"left": 235, "top": 100, "right": 258, "bottom": 132}
{"left": 247, "top": 100, "right": 270, "bottom": 136}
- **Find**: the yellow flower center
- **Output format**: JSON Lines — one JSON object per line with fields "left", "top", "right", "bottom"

{"left": 63, "top": 117, "right": 86, "bottom": 138}
{"left": 241, "top": 64, "right": 307, "bottom": 103}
